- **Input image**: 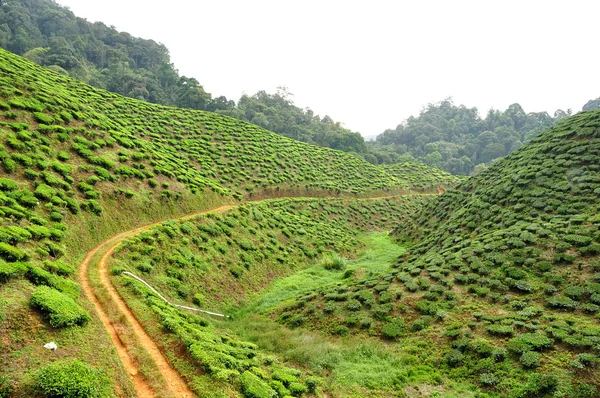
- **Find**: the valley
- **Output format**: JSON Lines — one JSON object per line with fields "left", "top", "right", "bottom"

{"left": 0, "top": 8, "right": 598, "bottom": 397}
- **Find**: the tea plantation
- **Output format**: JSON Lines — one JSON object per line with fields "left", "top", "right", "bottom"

{"left": 2, "top": 43, "right": 596, "bottom": 398}
{"left": 0, "top": 47, "right": 454, "bottom": 397}
{"left": 272, "top": 110, "right": 600, "bottom": 397}
{"left": 110, "top": 197, "right": 425, "bottom": 397}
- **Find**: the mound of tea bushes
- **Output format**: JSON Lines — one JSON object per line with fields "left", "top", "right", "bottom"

{"left": 273, "top": 111, "right": 600, "bottom": 397}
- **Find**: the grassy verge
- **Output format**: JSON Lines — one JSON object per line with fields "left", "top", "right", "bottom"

{"left": 246, "top": 232, "right": 405, "bottom": 314}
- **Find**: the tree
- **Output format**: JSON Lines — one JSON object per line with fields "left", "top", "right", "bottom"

{"left": 583, "top": 97, "right": 600, "bottom": 112}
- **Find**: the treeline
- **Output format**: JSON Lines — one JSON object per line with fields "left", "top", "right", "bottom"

{"left": 368, "top": 99, "right": 573, "bottom": 175}
{"left": 0, "top": 0, "right": 365, "bottom": 153}
{"left": 0, "top": 0, "right": 233, "bottom": 112}
{"left": 216, "top": 88, "right": 366, "bottom": 153}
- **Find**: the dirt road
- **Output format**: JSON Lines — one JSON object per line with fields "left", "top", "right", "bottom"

{"left": 79, "top": 205, "right": 234, "bottom": 398}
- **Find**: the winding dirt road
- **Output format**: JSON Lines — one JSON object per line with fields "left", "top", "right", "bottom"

{"left": 79, "top": 195, "right": 414, "bottom": 397}
{"left": 79, "top": 205, "right": 234, "bottom": 398}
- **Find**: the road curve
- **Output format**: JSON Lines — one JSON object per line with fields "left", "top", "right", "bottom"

{"left": 79, "top": 195, "right": 414, "bottom": 397}
{"left": 79, "top": 205, "right": 234, "bottom": 398}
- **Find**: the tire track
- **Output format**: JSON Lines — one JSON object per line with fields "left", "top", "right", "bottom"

{"left": 79, "top": 205, "right": 234, "bottom": 398}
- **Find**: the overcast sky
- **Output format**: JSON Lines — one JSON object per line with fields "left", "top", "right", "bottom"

{"left": 56, "top": 0, "right": 599, "bottom": 138}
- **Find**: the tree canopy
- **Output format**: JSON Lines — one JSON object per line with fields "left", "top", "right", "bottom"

{"left": 218, "top": 88, "right": 366, "bottom": 153}
{"left": 368, "top": 99, "right": 571, "bottom": 174}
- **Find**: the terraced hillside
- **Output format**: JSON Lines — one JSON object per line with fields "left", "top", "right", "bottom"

{"left": 273, "top": 111, "right": 600, "bottom": 397}
{"left": 0, "top": 47, "right": 406, "bottom": 199}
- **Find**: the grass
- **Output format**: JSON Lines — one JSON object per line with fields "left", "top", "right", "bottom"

{"left": 272, "top": 110, "right": 600, "bottom": 397}
{"left": 247, "top": 232, "right": 406, "bottom": 313}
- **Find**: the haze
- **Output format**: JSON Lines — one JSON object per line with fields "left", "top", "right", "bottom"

{"left": 56, "top": 0, "right": 600, "bottom": 138}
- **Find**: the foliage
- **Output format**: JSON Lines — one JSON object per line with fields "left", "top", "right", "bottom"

{"left": 30, "top": 286, "right": 90, "bottom": 327}
{"left": 371, "top": 99, "right": 570, "bottom": 174}
{"left": 240, "top": 371, "right": 277, "bottom": 398}
{"left": 219, "top": 88, "right": 366, "bottom": 153}
{"left": 34, "top": 360, "right": 110, "bottom": 398}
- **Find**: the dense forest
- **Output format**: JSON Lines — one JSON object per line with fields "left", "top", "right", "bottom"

{"left": 217, "top": 88, "right": 366, "bottom": 153}
{"left": 368, "top": 99, "right": 574, "bottom": 174}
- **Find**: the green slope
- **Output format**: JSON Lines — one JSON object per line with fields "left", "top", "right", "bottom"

{"left": 0, "top": 48, "right": 455, "bottom": 396}
{"left": 110, "top": 196, "right": 426, "bottom": 397}
{"left": 273, "top": 111, "right": 600, "bottom": 397}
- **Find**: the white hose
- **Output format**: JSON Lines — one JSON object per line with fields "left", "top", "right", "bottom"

{"left": 122, "top": 271, "right": 228, "bottom": 318}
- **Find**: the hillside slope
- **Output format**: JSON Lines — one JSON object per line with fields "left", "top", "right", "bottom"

{"left": 274, "top": 111, "right": 600, "bottom": 397}
{"left": 0, "top": 48, "right": 454, "bottom": 396}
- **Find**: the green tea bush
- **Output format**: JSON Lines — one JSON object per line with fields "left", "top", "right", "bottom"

{"left": 381, "top": 318, "right": 405, "bottom": 339}
{"left": 34, "top": 360, "right": 110, "bottom": 398}
{"left": 520, "top": 351, "right": 542, "bottom": 368}
{"left": 0, "top": 178, "right": 17, "bottom": 191}
{"left": 445, "top": 350, "right": 464, "bottom": 368}
{"left": 0, "top": 242, "right": 28, "bottom": 261}
{"left": 546, "top": 295, "right": 578, "bottom": 310}
{"left": 507, "top": 333, "right": 554, "bottom": 354}
{"left": 30, "top": 286, "right": 90, "bottom": 327}
{"left": 240, "top": 371, "right": 277, "bottom": 398}
{"left": 0, "top": 261, "right": 27, "bottom": 283}
{"left": 478, "top": 373, "right": 499, "bottom": 387}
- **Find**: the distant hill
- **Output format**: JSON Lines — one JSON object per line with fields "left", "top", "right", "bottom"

{"left": 276, "top": 110, "right": 600, "bottom": 397}
{"left": 368, "top": 99, "right": 572, "bottom": 174}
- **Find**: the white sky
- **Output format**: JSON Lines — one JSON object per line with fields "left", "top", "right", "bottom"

{"left": 56, "top": 0, "right": 600, "bottom": 138}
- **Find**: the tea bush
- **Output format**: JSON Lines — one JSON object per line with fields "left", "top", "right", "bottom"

{"left": 30, "top": 286, "right": 90, "bottom": 327}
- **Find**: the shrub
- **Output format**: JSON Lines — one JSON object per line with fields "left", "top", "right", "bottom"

{"left": 520, "top": 351, "right": 542, "bottom": 368}
{"left": 0, "top": 178, "right": 18, "bottom": 191}
{"left": 520, "top": 373, "right": 559, "bottom": 397}
{"left": 30, "top": 286, "right": 91, "bottom": 327}
{"left": 546, "top": 295, "right": 578, "bottom": 310}
{"left": 81, "top": 200, "right": 102, "bottom": 215}
{"left": 26, "top": 265, "right": 79, "bottom": 297}
{"left": 305, "top": 377, "right": 318, "bottom": 393}
{"left": 34, "top": 184, "right": 56, "bottom": 200}
{"left": 333, "top": 325, "right": 349, "bottom": 336}
{"left": 381, "top": 319, "right": 405, "bottom": 339}
{"left": 289, "top": 382, "right": 308, "bottom": 395}
{"left": 486, "top": 324, "right": 515, "bottom": 337}
{"left": 491, "top": 348, "right": 507, "bottom": 362}
{"left": 571, "top": 384, "right": 598, "bottom": 398}
{"left": 445, "top": 349, "right": 464, "bottom": 367}
{"left": 0, "top": 242, "right": 28, "bottom": 261}
{"left": 34, "top": 360, "right": 110, "bottom": 398}
{"left": 507, "top": 333, "right": 554, "bottom": 354}
{"left": 43, "top": 260, "right": 74, "bottom": 276}
{"left": 479, "top": 372, "right": 499, "bottom": 387}
{"left": 192, "top": 293, "right": 205, "bottom": 306}
{"left": 0, "top": 261, "right": 27, "bottom": 283}
{"left": 33, "top": 112, "right": 54, "bottom": 124}
{"left": 240, "top": 371, "right": 277, "bottom": 398}
{"left": 411, "top": 317, "right": 430, "bottom": 332}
